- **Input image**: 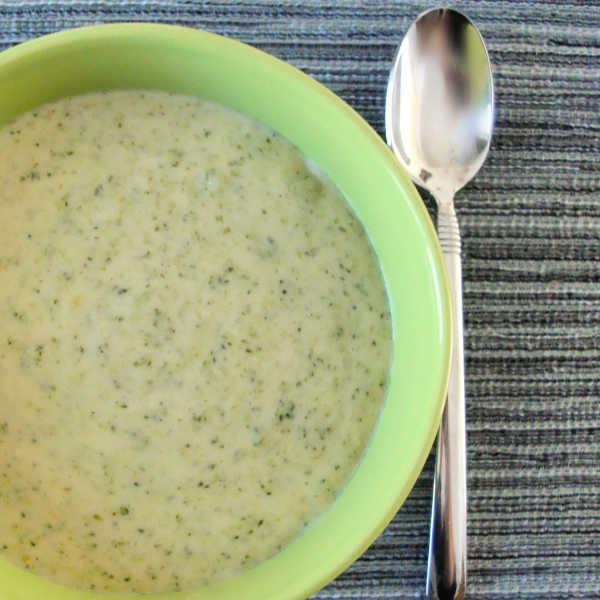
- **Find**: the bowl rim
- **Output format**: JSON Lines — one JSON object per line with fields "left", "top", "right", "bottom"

{"left": 0, "top": 23, "right": 451, "bottom": 600}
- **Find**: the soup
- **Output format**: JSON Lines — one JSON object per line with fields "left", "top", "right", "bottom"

{"left": 0, "top": 91, "right": 392, "bottom": 593}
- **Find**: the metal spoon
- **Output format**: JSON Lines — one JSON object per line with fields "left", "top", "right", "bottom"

{"left": 385, "top": 8, "right": 494, "bottom": 600}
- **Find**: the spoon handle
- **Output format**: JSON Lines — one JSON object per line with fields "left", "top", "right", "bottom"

{"left": 426, "top": 201, "right": 467, "bottom": 600}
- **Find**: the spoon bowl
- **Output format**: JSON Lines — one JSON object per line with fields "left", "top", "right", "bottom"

{"left": 386, "top": 8, "right": 493, "bottom": 201}
{"left": 385, "top": 8, "right": 494, "bottom": 600}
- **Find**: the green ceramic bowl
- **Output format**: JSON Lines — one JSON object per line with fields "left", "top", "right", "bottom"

{"left": 0, "top": 24, "right": 451, "bottom": 600}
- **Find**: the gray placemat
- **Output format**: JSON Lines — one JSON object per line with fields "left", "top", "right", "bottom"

{"left": 1, "top": 1, "right": 598, "bottom": 599}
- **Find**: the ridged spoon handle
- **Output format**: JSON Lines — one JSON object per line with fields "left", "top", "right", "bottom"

{"left": 426, "top": 201, "right": 467, "bottom": 600}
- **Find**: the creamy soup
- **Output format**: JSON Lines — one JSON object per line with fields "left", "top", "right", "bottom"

{"left": 0, "top": 91, "right": 391, "bottom": 593}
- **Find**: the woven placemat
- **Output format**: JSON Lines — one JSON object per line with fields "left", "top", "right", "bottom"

{"left": 1, "top": 1, "right": 598, "bottom": 598}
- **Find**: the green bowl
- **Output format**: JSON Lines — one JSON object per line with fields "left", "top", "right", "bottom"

{"left": 0, "top": 23, "right": 451, "bottom": 600}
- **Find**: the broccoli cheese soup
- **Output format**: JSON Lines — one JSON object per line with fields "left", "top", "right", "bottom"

{"left": 0, "top": 91, "right": 392, "bottom": 593}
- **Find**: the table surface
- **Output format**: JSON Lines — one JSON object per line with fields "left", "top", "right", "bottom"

{"left": 1, "top": 1, "right": 598, "bottom": 599}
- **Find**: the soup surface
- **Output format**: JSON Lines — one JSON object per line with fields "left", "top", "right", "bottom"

{"left": 0, "top": 91, "right": 391, "bottom": 593}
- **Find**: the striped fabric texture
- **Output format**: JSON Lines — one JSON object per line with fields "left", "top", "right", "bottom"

{"left": 1, "top": 1, "right": 598, "bottom": 599}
